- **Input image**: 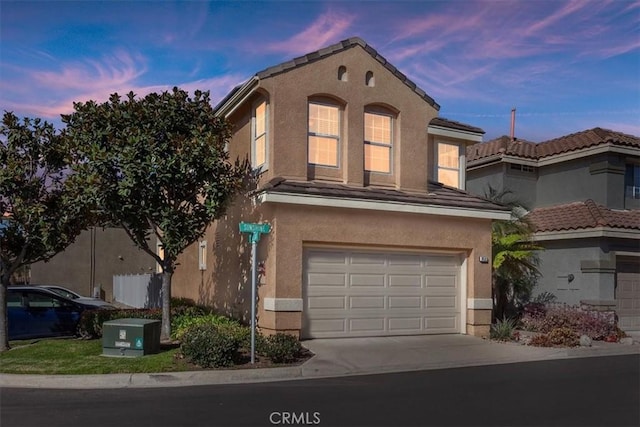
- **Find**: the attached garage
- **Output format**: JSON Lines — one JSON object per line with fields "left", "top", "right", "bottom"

{"left": 616, "top": 257, "right": 640, "bottom": 332}
{"left": 302, "top": 248, "right": 464, "bottom": 338}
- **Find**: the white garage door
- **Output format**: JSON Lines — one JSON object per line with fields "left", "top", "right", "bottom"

{"left": 302, "top": 248, "right": 462, "bottom": 338}
{"left": 616, "top": 257, "right": 640, "bottom": 332}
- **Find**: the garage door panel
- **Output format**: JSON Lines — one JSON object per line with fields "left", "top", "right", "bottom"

{"left": 388, "top": 274, "right": 423, "bottom": 287}
{"left": 307, "top": 296, "right": 346, "bottom": 310}
{"left": 350, "top": 274, "right": 385, "bottom": 287}
{"left": 388, "top": 318, "right": 422, "bottom": 331}
{"left": 349, "top": 296, "right": 385, "bottom": 309}
{"left": 350, "top": 318, "right": 385, "bottom": 331}
{"left": 350, "top": 253, "right": 387, "bottom": 265}
{"left": 304, "top": 248, "right": 462, "bottom": 338}
{"left": 425, "top": 296, "right": 457, "bottom": 308}
{"left": 308, "top": 252, "right": 348, "bottom": 265}
{"left": 388, "top": 296, "right": 422, "bottom": 309}
{"left": 616, "top": 257, "right": 640, "bottom": 332}
{"left": 425, "top": 317, "right": 458, "bottom": 330}
{"left": 426, "top": 275, "right": 457, "bottom": 288}
{"left": 308, "top": 272, "right": 346, "bottom": 287}
{"left": 388, "top": 254, "right": 422, "bottom": 266}
{"left": 311, "top": 318, "right": 347, "bottom": 333}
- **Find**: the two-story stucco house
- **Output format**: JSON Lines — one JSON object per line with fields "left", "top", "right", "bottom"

{"left": 466, "top": 129, "right": 640, "bottom": 332}
{"left": 172, "top": 37, "right": 511, "bottom": 339}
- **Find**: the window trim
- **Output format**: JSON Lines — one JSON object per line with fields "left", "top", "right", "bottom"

{"left": 435, "top": 140, "right": 465, "bottom": 190}
{"left": 364, "top": 111, "right": 393, "bottom": 174}
{"left": 307, "top": 101, "right": 341, "bottom": 168}
{"left": 251, "top": 99, "right": 268, "bottom": 170}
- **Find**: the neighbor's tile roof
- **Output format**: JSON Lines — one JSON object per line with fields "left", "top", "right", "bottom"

{"left": 429, "top": 117, "right": 485, "bottom": 134}
{"left": 526, "top": 199, "right": 640, "bottom": 233}
{"left": 260, "top": 177, "right": 510, "bottom": 212}
{"left": 467, "top": 128, "right": 640, "bottom": 163}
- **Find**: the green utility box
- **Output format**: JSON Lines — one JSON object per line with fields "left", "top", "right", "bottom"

{"left": 102, "top": 318, "right": 161, "bottom": 357}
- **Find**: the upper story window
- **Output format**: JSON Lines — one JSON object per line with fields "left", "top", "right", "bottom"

{"left": 364, "top": 112, "right": 392, "bottom": 173}
{"left": 308, "top": 102, "right": 340, "bottom": 167}
{"left": 437, "top": 141, "right": 464, "bottom": 189}
{"left": 252, "top": 100, "right": 267, "bottom": 169}
{"left": 625, "top": 163, "right": 640, "bottom": 199}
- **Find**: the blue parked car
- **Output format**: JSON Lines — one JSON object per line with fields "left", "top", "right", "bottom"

{"left": 7, "top": 286, "right": 107, "bottom": 340}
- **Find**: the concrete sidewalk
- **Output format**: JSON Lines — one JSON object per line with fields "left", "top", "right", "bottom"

{"left": 1, "top": 335, "right": 638, "bottom": 389}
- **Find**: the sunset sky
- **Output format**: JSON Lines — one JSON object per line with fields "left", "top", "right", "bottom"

{"left": 1, "top": 0, "right": 638, "bottom": 142}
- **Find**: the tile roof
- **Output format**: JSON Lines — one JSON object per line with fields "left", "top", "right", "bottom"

{"left": 467, "top": 128, "right": 640, "bottom": 163}
{"left": 215, "top": 37, "right": 440, "bottom": 113}
{"left": 429, "top": 117, "right": 485, "bottom": 134}
{"left": 526, "top": 199, "right": 640, "bottom": 233}
{"left": 259, "top": 177, "right": 510, "bottom": 212}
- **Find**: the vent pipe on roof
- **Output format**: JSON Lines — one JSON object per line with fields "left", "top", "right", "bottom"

{"left": 510, "top": 108, "right": 516, "bottom": 141}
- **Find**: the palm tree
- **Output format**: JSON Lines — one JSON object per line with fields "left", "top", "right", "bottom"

{"left": 484, "top": 187, "right": 543, "bottom": 321}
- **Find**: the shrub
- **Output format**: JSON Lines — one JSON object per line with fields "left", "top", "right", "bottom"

{"left": 263, "top": 333, "right": 302, "bottom": 364}
{"left": 520, "top": 305, "right": 616, "bottom": 340}
{"left": 529, "top": 334, "right": 553, "bottom": 347}
{"left": 172, "top": 314, "right": 238, "bottom": 341}
{"left": 490, "top": 317, "right": 518, "bottom": 341}
{"left": 547, "top": 327, "right": 579, "bottom": 347}
{"left": 180, "top": 324, "right": 240, "bottom": 368}
{"left": 522, "top": 302, "right": 546, "bottom": 319}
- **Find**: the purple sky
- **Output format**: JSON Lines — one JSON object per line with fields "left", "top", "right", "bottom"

{"left": 1, "top": 0, "right": 639, "bottom": 142}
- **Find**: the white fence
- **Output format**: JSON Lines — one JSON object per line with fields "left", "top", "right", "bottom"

{"left": 113, "top": 273, "right": 162, "bottom": 309}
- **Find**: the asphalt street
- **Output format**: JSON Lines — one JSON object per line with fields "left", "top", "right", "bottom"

{"left": 2, "top": 355, "right": 638, "bottom": 427}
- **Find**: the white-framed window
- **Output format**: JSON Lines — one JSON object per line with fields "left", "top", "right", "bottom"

{"left": 364, "top": 112, "right": 392, "bottom": 173}
{"left": 308, "top": 102, "right": 340, "bottom": 167}
{"left": 436, "top": 141, "right": 465, "bottom": 189}
{"left": 252, "top": 100, "right": 267, "bottom": 169}
{"left": 198, "top": 240, "right": 207, "bottom": 271}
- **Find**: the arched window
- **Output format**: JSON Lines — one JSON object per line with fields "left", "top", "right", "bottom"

{"left": 365, "top": 71, "right": 375, "bottom": 87}
{"left": 338, "top": 66, "right": 348, "bottom": 82}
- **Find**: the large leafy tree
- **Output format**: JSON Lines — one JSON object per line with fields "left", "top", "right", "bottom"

{"left": 0, "top": 112, "right": 91, "bottom": 351}
{"left": 62, "top": 88, "right": 249, "bottom": 340}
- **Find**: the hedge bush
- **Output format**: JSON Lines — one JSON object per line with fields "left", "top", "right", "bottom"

{"left": 262, "top": 333, "right": 303, "bottom": 364}
{"left": 180, "top": 324, "right": 241, "bottom": 368}
{"left": 172, "top": 314, "right": 239, "bottom": 341}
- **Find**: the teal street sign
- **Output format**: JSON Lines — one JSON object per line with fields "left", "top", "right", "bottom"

{"left": 239, "top": 222, "right": 271, "bottom": 244}
{"left": 135, "top": 338, "right": 143, "bottom": 348}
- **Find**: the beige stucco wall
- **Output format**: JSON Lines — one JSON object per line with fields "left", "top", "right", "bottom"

{"left": 225, "top": 45, "right": 440, "bottom": 190}
{"left": 173, "top": 200, "right": 494, "bottom": 336}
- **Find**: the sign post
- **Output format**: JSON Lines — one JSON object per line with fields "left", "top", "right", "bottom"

{"left": 239, "top": 221, "right": 271, "bottom": 363}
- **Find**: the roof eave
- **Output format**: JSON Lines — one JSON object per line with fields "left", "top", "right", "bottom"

{"left": 214, "top": 76, "right": 259, "bottom": 119}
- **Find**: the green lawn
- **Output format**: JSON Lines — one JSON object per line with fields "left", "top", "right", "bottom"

{"left": 0, "top": 339, "right": 196, "bottom": 375}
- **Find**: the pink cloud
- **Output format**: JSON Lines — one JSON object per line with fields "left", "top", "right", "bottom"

{"left": 1, "top": 49, "right": 247, "bottom": 119}
{"left": 263, "top": 10, "right": 354, "bottom": 55}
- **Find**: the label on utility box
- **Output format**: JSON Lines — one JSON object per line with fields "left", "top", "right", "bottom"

{"left": 115, "top": 341, "right": 131, "bottom": 348}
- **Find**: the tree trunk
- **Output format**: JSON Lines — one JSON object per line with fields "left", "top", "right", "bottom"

{"left": 0, "top": 279, "right": 10, "bottom": 352}
{"left": 161, "top": 270, "right": 172, "bottom": 342}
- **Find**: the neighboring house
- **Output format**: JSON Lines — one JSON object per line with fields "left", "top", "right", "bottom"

{"left": 172, "top": 37, "right": 510, "bottom": 339}
{"left": 466, "top": 128, "right": 640, "bottom": 332}
{"left": 29, "top": 227, "right": 158, "bottom": 302}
